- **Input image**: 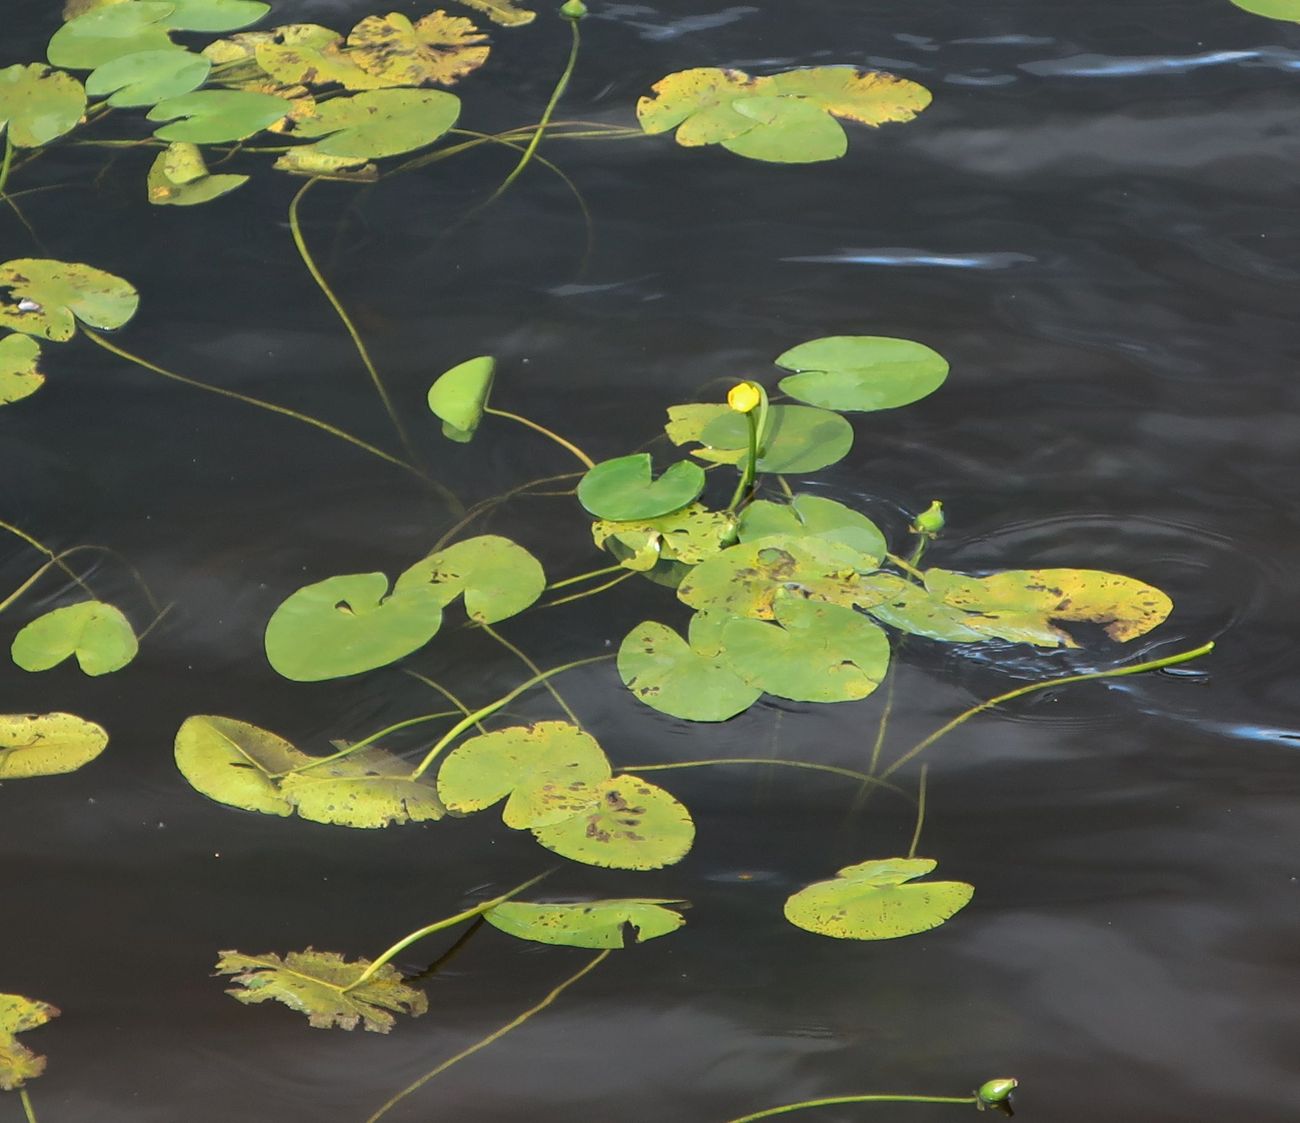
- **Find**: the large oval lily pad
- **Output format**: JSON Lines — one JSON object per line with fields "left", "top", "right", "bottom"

{"left": 0, "top": 64, "right": 87, "bottom": 148}
{"left": 0, "top": 258, "right": 139, "bottom": 342}
{"left": 48, "top": 2, "right": 177, "bottom": 69}
{"left": 148, "top": 89, "right": 289, "bottom": 142}
{"left": 11, "top": 600, "right": 137, "bottom": 676}
{"left": 286, "top": 88, "right": 460, "bottom": 159}
{"left": 0, "top": 712, "right": 108, "bottom": 778}
{"left": 775, "top": 336, "right": 949, "bottom": 412}
{"left": 0, "top": 334, "right": 44, "bottom": 405}
{"left": 0, "top": 993, "right": 59, "bottom": 1090}
{"left": 394, "top": 534, "right": 546, "bottom": 624}
{"left": 737, "top": 494, "right": 886, "bottom": 563}
{"left": 346, "top": 11, "right": 490, "bottom": 87}
{"left": 698, "top": 404, "right": 854, "bottom": 474}
{"left": 486, "top": 899, "right": 686, "bottom": 948}
{"left": 86, "top": 48, "right": 210, "bottom": 108}
{"left": 428, "top": 354, "right": 494, "bottom": 441}
{"left": 785, "top": 857, "right": 973, "bottom": 940}
{"left": 618, "top": 619, "right": 759, "bottom": 722}
{"left": 578, "top": 453, "right": 706, "bottom": 521}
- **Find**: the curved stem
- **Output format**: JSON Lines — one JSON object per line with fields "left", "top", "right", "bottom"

{"left": 725, "top": 1092, "right": 976, "bottom": 1122}
{"left": 619, "top": 759, "right": 912, "bottom": 802}
{"left": 366, "top": 948, "right": 610, "bottom": 1123}
{"left": 484, "top": 407, "right": 595, "bottom": 468}
{"left": 879, "top": 641, "right": 1215, "bottom": 781}
{"left": 430, "top": 470, "right": 582, "bottom": 552}
{"left": 727, "top": 408, "right": 760, "bottom": 513}
{"left": 271, "top": 711, "right": 463, "bottom": 779}
{"left": 480, "top": 623, "right": 581, "bottom": 727}
{"left": 884, "top": 552, "right": 925, "bottom": 582}
{"left": 0, "top": 521, "right": 96, "bottom": 600}
{"left": 402, "top": 670, "right": 486, "bottom": 732}
{"left": 907, "top": 764, "right": 929, "bottom": 859}
{"left": 547, "top": 563, "right": 625, "bottom": 591}
{"left": 287, "top": 177, "right": 418, "bottom": 464}
{"left": 536, "top": 569, "right": 635, "bottom": 608}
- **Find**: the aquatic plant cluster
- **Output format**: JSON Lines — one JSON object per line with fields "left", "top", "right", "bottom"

{"left": 6, "top": 0, "right": 1264, "bottom": 1116}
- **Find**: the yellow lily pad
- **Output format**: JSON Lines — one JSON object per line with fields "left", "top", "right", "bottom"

{"left": 348, "top": 11, "right": 490, "bottom": 88}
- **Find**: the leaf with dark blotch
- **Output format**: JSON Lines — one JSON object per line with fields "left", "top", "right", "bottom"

{"left": 0, "top": 64, "right": 87, "bottom": 148}
{"left": 347, "top": 11, "right": 490, "bottom": 88}
{"left": 486, "top": 899, "right": 686, "bottom": 948}
{"left": 0, "top": 258, "right": 138, "bottom": 342}
{"left": 395, "top": 535, "right": 546, "bottom": 624}
{"left": 0, "top": 712, "right": 108, "bottom": 779}
{"left": 48, "top": 3, "right": 177, "bottom": 69}
{"left": 455, "top": 0, "right": 536, "bottom": 28}
{"left": 593, "top": 504, "right": 735, "bottom": 572}
{"left": 618, "top": 619, "right": 759, "bottom": 722}
{"left": 0, "top": 993, "right": 59, "bottom": 1091}
{"left": 0, "top": 334, "right": 44, "bottom": 405}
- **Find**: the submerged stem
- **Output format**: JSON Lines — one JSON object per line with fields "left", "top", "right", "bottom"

{"left": 272, "top": 711, "right": 463, "bottom": 779}
{"left": 430, "top": 470, "right": 582, "bottom": 553}
{"left": 536, "top": 569, "right": 635, "bottom": 608}
{"left": 907, "top": 764, "right": 929, "bottom": 859}
{"left": 619, "top": 759, "right": 911, "bottom": 801}
{"left": 725, "top": 1092, "right": 977, "bottom": 1122}
{"left": 547, "top": 563, "right": 626, "bottom": 591}
{"left": 0, "top": 521, "right": 96, "bottom": 601}
{"left": 483, "top": 407, "right": 595, "bottom": 468}
{"left": 480, "top": 623, "right": 582, "bottom": 727}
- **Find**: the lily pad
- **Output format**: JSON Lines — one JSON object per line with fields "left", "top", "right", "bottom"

{"left": 215, "top": 949, "right": 426, "bottom": 1032}
{"left": 0, "top": 334, "right": 43, "bottom": 405}
{"left": 532, "top": 775, "right": 695, "bottom": 870}
{"left": 637, "top": 68, "right": 763, "bottom": 146}
{"left": 0, "top": 994, "right": 59, "bottom": 1091}
{"left": 175, "top": 714, "right": 309, "bottom": 816}
{"left": 428, "top": 354, "right": 494, "bottom": 441}
{"left": 617, "top": 618, "right": 760, "bottom": 722}
{"left": 486, "top": 899, "right": 686, "bottom": 949}
{"left": 285, "top": 87, "right": 460, "bottom": 159}
{"left": 436, "top": 721, "right": 612, "bottom": 828}
{"left": 764, "top": 67, "right": 932, "bottom": 127}
{"left": 722, "top": 95, "right": 847, "bottom": 164}
{"left": 63, "top": 0, "right": 130, "bottom": 17}
{"left": 862, "top": 574, "right": 987, "bottom": 643}
{"left": 11, "top": 600, "right": 137, "bottom": 676}
{"left": 592, "top": 504, "right": 735, "bottom": 572}
{"left": 721, "top": 598, "right": 890, "bottom": 703}
{"left": 272, "top": 148, "right": 378, "bottom": 181}
{"left": 1230, "top": 0, "right": 1300, "bottom": 18}
{"left": 347, "top": 11, "right": 490, "bottom": 88}
{"left": 737, "top": 494, "right": 886, "bottom": 563}
{"left": 394, "top": 534, "right": 546, "bottom": 624}
{"left": 456, "top": 0, "right": 536, "bottom": 28}
{"left": 0, "top": 258, "right": 139, "bottom": 342}
{"left": 265, "top": 571, "right": 446, "bottom": 681}
{"left": 161, "top": 0, "right": 271, "bottom": 33}
{"left": 577, "top": 454, "right": 706, "bottom": 521}
{"left": 0, "top": 64, "right": 87, "bottom": 148}
{"left": 0, "top": 712, "right": 108, "bottom": 778}
{"left": 48, "top": 2, "right": 177, "bottom": 69}
{"left": 784, "top": 857, "right": 974, "bottom": 940}
{"left": 147, "top": 140, "right": 249, "bottom": 205}
{"left": 697, "top": 405, "right": 854, "bottom": 474}
{"left": 148, "top": 89, "right": 289, "bottom": 142}
{"left": 277, "top": 748, "right": 444, "bottom": 828}
{"left": 664, "top": 402, "right": 731, "bottom": 449}
{"left": 86, "top": 48, "right": 210, "bottom": 107}
{"left": 775, "top": 336, "right": 949, "bottom": 412}
{"left": 251, "top": 25, "right": 390, "bottom": 92}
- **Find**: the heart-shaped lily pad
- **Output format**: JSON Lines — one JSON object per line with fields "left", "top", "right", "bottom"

{"left": 775, "top": 336, "right": 949, "bottom": 412}
{"left": 148, "top": 89, "right": 289, "bottom": 142}
{"left": 11, "top": 600, "right": 137, "bottom": 676}
{"left": 394, "top": 534, "right": 546, "bottom": 624}
{"left": 0, "top": 64, "right": 87, "bottom": 148}
{"left": 577, "top": 453, "right": 706, "bottom": 521}
{"left": 86, "top": 48, "right": 211, "bottom": 108}
{"left": 0, "top": 334, "right": 44, "bottom": 405}
{"left": 696, "top": 404, "right": 854, "bottom": 474}
{"left": 285, "top": 88, "right": 460, "bottom": 159}
{"left": 428, "top": 354, "right": 494, "bottom": 441}
{"left": 486, "top": 899, "right": 687, "bottom": 948}
{"left": 0, "top": 712, "right": 109, "bottom": 778}
{"left": 0, "top": 258, "right": 139, "bottom": 342}
{"left": 48, "top": 2, "right": 178, "bottom": 69}
{"left": 737, "top": 494, "right": 886, "bottom": 563}
{"left": 618, "top": 618, "right": 759, "bottom": 721}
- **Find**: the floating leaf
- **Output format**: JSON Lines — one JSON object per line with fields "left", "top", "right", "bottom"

{"left": 577, "top": 454, "right": 706, "bottom": 521}
{"left": 285, "top": 87, "right": 460, "bottom": 160}
{"left": 86, "top": 49, "right": 210, "bottom": 108}
{"left": 277, "top": 748, "right": 444, "bottom": 828}
{"left": 862, "top": 574, "right": 987, "bottom": 643}
{"left": 764, "top": 67, "right": 932, "bottom": 128}
{"left": 436, "top": 721, "right": 612, "bottom": 828}
{"left": 593, "top": 504, "right": 735, "bottom": 572}
{"left": 532, "top": 775, "right": 695, "bottom": 870}
{"left": 11, "top": 600, "right": 137, "bottom": 676}
{"left": 147, "top": 140, "right": 249, "bottom": 205}
{"left": 264, "top": 572, "right": 446, "bottom": 681}
{"left": 0, "top": 712, "right": 108, "bottom": 778}
{"left": 924, "top": 568, "right": 1174, "bottom": 646}
{"left": 486, "top": 899, "right": 686, "bottom": 949}
{"left": 161, "top": 0, "right": 271, "bottom": 33}
{"left": 251, "top": 25, "right": 390, "bottom": 92}
{"left": 664, "top": 403, "right": 731, "bottom": 449}
{"left": 394, "top": 535, "right": 546, "bottom": 624}
{"left": 617, "top": 618, "right": 759, "bottom": 722}
{"left": 148, "top": 89, "right": 289, "bottom": 142}
{"left": 347, "top": 11, "right": 490, "bottom": 88}
{"left": 455, "top": 0, "right": 536, "bottom": 28}
{"left": 48, "top": 2, "right": 178, "bottom": 69}
{"left": 775, "top": 336, "right": 949, "bottom": 412}
{"left": 695, "top": 405, "right": 854, "bottom": 474}
{"left": 0, "top": 335, "right": 43, "bottom": 405}
{"left": 63, "top": 0, "right": 130, "bottom": 18}
{"left": 175, "top": 714, "right": 308, "bottom": 816}
{"left": 428, "top": 354, "right": 494, "bottom": 440}
{"left": 0, "top": 994, "right": 59, "bottom": 1091}
{"left": 1229, "top": 0, "right": 1300, "bottom": 18}
{"left": 784, "top": 857, "right": 973, "bottom": 940}
{"left": 721, "top": 95, "right": 847, "bottom": 164}
{"left": 738, "top": 494, "right": 886, "bottom": 564}
{"left": 0, "top": 258, "right": 138, "bottom": 342}
{"left": 0, "top": 64, "right": 87, "bottom": 148}
{"left": 637, "top": 68, "right": 763, "bottom": 146}
{"left": 678, "top": 535, "right": 882, "bottom": 621}
{"left": 215, "top": 950, "right": 426, "bottom": 1032}
{"left": 721, "top": 598, "right": 890, "bottom": 703}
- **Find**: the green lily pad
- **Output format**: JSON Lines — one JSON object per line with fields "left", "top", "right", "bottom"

{"left": 0, "top": 258, "right": 139, "bottom": 342}
{"left": 697, "top": 405, "right": 854, "bottom": 474}
{"left": 86, "top": 48, "right": 210, "bottom": 107}
{"left": 737, "top": 494, "right": 886, "bottom": 563}
{"left": 1230, "top": 0, "right": 1300, "bottom": 18}
{"left": 664, "top": 403, "right": 732, "bottom": 450}
{"left": 862, "top": 574, "right": 987, "bottom": 643}
{"left": 784, "top": 856, "right": 974, "bottom": 940}
{"left": 592, "top": 504, "right": 735, "bottom": 572}
{"left": 394, "top": 535, "right": 546, "bottom": 624}
{"left": 346, "top": 11, "right": 490, "bottom": 88}
{"left": 722, "top": 95, "right": 847, "bottom": 164}
{"left": 215, "top": 949, "right": 426, "bottom": 1033}
{"left": 285, "top": 87, "right": 460, "bottom": 159}
{"left": 578, "top": 454, "right": 706, "bottom": 521}
{"left": 617, "top": 618, "right": 760, "bottom": 722}
{"left": 148, "top": 89, "right": 289, "bottom": 142}
{"left": 48, "top": 2, "right": 177, "bottom": 69}
{"left": 11, "top": 600, "right": 137, "bottom": 676}
{"left": 532, "top": 775, "right": 695, "bottom": 870}
{"left": 457, "top": 0, "right": 536, "bottom": 28}
{"left": 0, "top": 994, "right": 59, "bottom": 1091}
{"left": 486, "top": 899, "right": 686, "bottom": 948}
{"left": 175, "top": 714, "right": 309, "bottom": 817}
{"left": 147, "top": 140, "right": 248, "bottom": 205}
{"left": 428, "top": 354, "right": 494, "bottom": 441}
{"left": 0, "top": 64, "right": 87, "bottom": 149}
{"left": 263, "top": 572, "right": 446, "bottom": 681}
{"left": 251, "top": 24, "right": 390, "bottom": 92}
{"left": 161, "top": 0, "right": 271, "bottom": 33}
{"left": 678, "top": 534, "right": 882, "bottom": 620}
{"left": 277, "top": 749, "right": 444, "bottom": 828}
{"left": 0, "top": 335, "right": 43, "bottom": 405}
{"left": 0, "top": 712, "right": 108, "bottom": 778}
{"left": 775, "top": 336, "right": 949, "bottom": 412}
{"left": 63, "top": 0, "right": 130, "bottom": 17}
{"left": 436, "top": 721, "right": 612, "bottom": 828}
{"left": 721, "top": 598, "right": 890, "bottom": 703}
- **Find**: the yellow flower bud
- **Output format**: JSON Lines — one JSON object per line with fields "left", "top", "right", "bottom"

{"left": 727, "top": 381, "right": 761, "bottom": 413}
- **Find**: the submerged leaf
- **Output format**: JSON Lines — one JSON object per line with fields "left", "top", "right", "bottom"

{"left": 0, "top": 993, "right": 59, "bottom": 1091}
{"left": 0, "top": 334, "right": 44, "bottom": 405}
{"left": 286, "top": 87, "right": 460, "bottom": 159}
{"left": 427, "top": 354, "right": 494, "bottom": 440}
{"left": 147, "top": 141, "right": 249, "bottom": 205}
{"left": 577, "top": 454, "right": 706, "bottom": 521}
{"left": 592, "top": 504, "right": 735, "bottom": 572}
{"left": 86, "top": 48, "right": 210, "bottom": 108}
{"left": 738, "top": 494, "right": 886, "bottom": 564}
{"left": 394, "top": 534, "right": 546, "bottom": 624}
{"left": 693, "top": 404, "right": 855, "bottom": 474}
{"left": 0, "top": 712, "right": 108, "bottom": 778}
{"left": 215, "top": 949, "right": 426, "bottom": 1032}
{"left": 532, "top": 775, "right": 695, "bottom": 870}
{"left": 455, "top": 0, "right": 536, "bottom": 28}
{"left": 148, "top": 89, "right": 289, "bottom": 142}
{"left": 347, "top": 11, "right": 490, "bottom": 88}
{"left": 48, "top": 2, "right": 177, "bottom": 69}
{"left": 775, "top": 336, "right": 949, "bottom": 412}
{"left": 0, "top": 258, "right": 138, "bottom": 342}
{"left": 11, "top": 600, "right": 137, "bottom": 676}
{"left": 436, "top": 721, "right": 612, "bottom": 828}
{"left": 486, "top": 899, "right": 686, "bottom": 948}
{"left": 784, "top": 857, "right": 973, "bottom": 940}
{"left": 0, "top": 64, "right": 87, "bottom": 148}
{"left": 617, "top": 619, "right": 759, "bottom": 722}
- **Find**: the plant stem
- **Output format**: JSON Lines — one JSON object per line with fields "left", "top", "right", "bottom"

{"left": 536, "top": 569, "right": 635, "bottom": 608}
{"left": 879, "top": 641, "right": 1215, "bottom": 782}
{"left": 907, "top": 764, "right": 929, "bottom": 859}
{"left": 409, "top": 655, "right": 613, "bottom": 778}
{"left": 0, "top": 521, "right": 96, "bottom": 600}
{"left": 365, "top": 948, "right": 610, "bottom": 1123}
{"left": 619, "top": 759, "right": 911, "bottom": 801}
{"left": 724, "top": 1092, "right": 977, "bottom": 1122}
{"left": 346, "top": 871, "right": 550, "bottom": 992}
{"left": 483, "top": 407, "right": 595, "bottom": 468}
{"left": 885, "top": 552, "right": 926, "bottom": 582}
{"left": 402, "top": 670, "right": 485, "bottom": 731}
{"left": 547, "top": 563, "right": 626, "bottom": 591}
{"left": 19, "top": 1088, "right": 37, "bottom": 1123}
{"left": 272, "top": 711, "right": 462, "bottom": 778}
{"left": 480, "top": 623, "right": 582, "bottom": 727}
{"left": 430, "top": 470, "right": 582, "bottom": 552}
{"left": 727, "top": 409, "right": 760, "bottom": 513}
{"left": 0, "top": 134, "right": 14, "bottom": 196}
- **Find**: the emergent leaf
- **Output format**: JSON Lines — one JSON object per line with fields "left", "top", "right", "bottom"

{"left": 617, "top": 619, "right": 759, "bottom": 722}
{"left": 0, "top": 258, "right": 138, "bottom": 342}
{"left": 347, "top": 11, "right": 490, "bottom": 87}
{"left": 775, "top": 336, "right": 949, "bottom": 412}
{"left": 577, "top": 454, "right": 706, "bottom": 521}
{"left": 0, "top": 993, "right": 59, "bottom": 1091}
{"left": 427, "top": 354, "right": 494, "bottom": 441}
{"left": 0, "top": 64, "right": 87, "bottom": 148}
{"left": 0, "top": 712, "right": 108, "bottom": 778}
{"left": 11, "top": 600, "right": 137, "bottom": 676}
{"left": 394, "top": 535, "right": 546, "bottom": 624}
{"left": 0, "top": 334, "right": 44, "bottom": 405}
{"left": 486, "top": 899, "right": 687, "bottom": 948}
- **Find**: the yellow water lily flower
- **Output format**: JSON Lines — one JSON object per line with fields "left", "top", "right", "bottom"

{"left": 727, "top": 381, "right": 761, "bottom": 413}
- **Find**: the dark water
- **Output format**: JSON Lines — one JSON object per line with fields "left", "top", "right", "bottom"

{"left": 3, "top": 1, "right": 1299, "bottom": 1120}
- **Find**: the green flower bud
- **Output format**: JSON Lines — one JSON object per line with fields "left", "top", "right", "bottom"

{"left": 560, "top": 0, "right": 588, "bottom": 18}
{"left": 976, "top": 1078, "right": 1017, "bottom": 1110}
{"left": 911, "top": 499, "right": 945, "bottom": 537}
